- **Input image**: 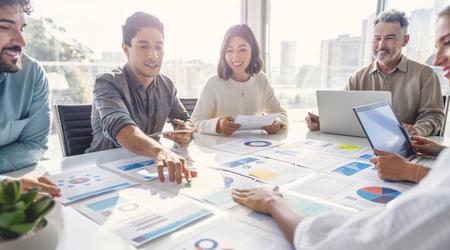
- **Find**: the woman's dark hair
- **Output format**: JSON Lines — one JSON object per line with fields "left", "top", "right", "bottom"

{"left": 122, "top": 12, "right": 164, "bottom": 46}
{"left": 0, "top": 0, "right": 32, "bottom": 14}
{"left": 217, "top": 24, "right": 264, "bottom": 80}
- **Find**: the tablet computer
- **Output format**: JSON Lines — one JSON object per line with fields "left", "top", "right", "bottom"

{"left": 353, "top": 101, "right": 415, "bottom": 157}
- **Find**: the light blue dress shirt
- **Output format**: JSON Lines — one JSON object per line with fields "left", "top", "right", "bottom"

{"left": 0, "top": 53, "right": 50, "bottom": 173}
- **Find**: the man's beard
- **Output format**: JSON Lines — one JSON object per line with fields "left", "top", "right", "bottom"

{"left": 0, "top": 46, "right": 22, "bottom": 73}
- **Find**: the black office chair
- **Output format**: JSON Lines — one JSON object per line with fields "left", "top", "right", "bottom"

{"left": 53, "top": 104, "right": 93, "bottom": 157}
{"left": 180, "top": 97, "right": 198, "bottom": 116}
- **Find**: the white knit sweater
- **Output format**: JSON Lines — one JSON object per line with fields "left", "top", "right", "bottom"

{"left": 191, "top": 72, "right": 288, "bottom": 135}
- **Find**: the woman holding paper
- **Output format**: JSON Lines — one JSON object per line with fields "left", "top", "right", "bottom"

{"left": 191, "top": 24, "right": 287, "bottom": 136}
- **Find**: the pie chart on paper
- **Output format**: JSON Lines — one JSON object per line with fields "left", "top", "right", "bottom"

{"left": 243, "top": 140, "right": 272, "bottom": 147}
{"left": 356, "top": 186, "right": 401, "bottom": 204}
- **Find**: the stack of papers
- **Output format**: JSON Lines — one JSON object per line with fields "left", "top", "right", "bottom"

{"left": 55, "top": 136, "right": 404, "bottom": 247}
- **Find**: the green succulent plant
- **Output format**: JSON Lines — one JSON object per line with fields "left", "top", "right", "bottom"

{"left": 0, "top": 180, "right": 55, "bottom": 240}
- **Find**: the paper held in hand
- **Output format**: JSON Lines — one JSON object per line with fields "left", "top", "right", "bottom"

{"left": 235, "top": 113, "right": 278, "bottom": 130}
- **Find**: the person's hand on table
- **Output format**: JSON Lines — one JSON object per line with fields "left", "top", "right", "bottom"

{"left": 263, "top": 121, "right": 285, "bottom": 134}
{"left": 4, "top": 176, "right": 61, "bottom": 197}
{"left": 232, "top": 187, "right": 283, "bottom": 214}
{"left": 305, "top": 112, "right": 320, "bottom": 131}
{"left": 216, "top": 116, "right": 241, "bottom": 136}
{"left": 411, "top": 135, "right": 445, "bottom": 157}
{"left": 155, "top": 148, "right": 191, "bottom": 184}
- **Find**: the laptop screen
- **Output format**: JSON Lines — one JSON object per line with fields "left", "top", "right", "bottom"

{"left": 353, "top": 102, "right": 414, "bottom": 157}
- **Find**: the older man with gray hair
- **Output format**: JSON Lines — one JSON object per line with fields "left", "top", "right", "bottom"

{"left": 307, "top": 9, "right": 444, "bottom": 137}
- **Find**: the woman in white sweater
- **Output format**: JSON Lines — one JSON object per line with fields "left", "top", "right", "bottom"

{"left": 191, "top": 24, "right": 287, "bottom": 136}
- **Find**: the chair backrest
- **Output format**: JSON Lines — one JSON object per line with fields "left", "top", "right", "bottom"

{"left": 180, "top": 97, "right": 198, "bottom": 116}
{"left": 440, "top": 95, "right": 450, "bottom": 136}
{"left": 52, "top": 104, "right": 93, "bottom": 157}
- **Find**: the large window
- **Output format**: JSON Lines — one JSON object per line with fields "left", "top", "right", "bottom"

{"left": 27, "top": 0, "right": 241, "bottom": 106}
{"left": 267, "top": 0, "right": 378, "bottom": 111}
{"left": 27, "top": 0, "right": 241, "bottom": 158}
{"left": 25, "top": 0, "right": 450, "bottom": 158}
{"left": 386, "top": 0, "right": 450, "bottom": 94}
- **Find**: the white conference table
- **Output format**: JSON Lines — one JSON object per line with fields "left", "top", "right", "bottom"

{"left": 9, "top": 121, "right": 446, "bottom": 250}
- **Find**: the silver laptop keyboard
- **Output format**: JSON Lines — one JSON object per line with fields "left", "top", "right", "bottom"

{"left": 410, "top": 157, "right": 434, "bottom": 168}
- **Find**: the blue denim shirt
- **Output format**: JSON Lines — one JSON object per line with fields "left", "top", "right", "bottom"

{"left": 0, "top": 54, "right": 50, "bottom": 173}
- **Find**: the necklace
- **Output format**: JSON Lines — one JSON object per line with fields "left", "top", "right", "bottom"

{"left": 232, "top": 74, "right": 250, "bottom": 98}
{"left": 240, "top": 84, "right": 246, "bottom": 98}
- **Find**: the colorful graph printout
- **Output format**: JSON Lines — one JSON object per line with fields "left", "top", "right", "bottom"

{"left": 357, "top": 186, "right": 401, "bottom": 204}
{"left": 276, "top": 139, "right": 369, "bottom": 158}
{"left": 166, "top": 218, "right": 293, "bottom": 250}
{"left": 220, "top": 155, "right": 312, "bottom": 185}
{"left": 49, "top": 167, "right": 136, "bottom": 204}
{"left": 332, "top": 162, "right": 372, "bottom": 176}
{"left": 211, "top": 138, "right": 282, "bottom": 155}
{"left": 291, "top": 173, "right": 409, "bottom": 210}
{"left": 101, "top": 156, "right": 159, "bottom": 181}
{"left": 73, "top": 187, "right": 211, "bottom": 247}
{"left": 243, "top": 140, "right": 273, "bottom": 147}
{"left": 256, "top": 147, "right": 346, "bottom": 170}
{"left": 359, "top": 153, "right": 374, "bottom": 160}
{"left": 148, "top": 167, "right": 258, "bottom": 210}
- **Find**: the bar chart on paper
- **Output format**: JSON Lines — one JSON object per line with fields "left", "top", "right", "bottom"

{"left": 73, "top": 187, "right": 211, "bottom": 247}
{"left": 332, "top": 162, "right": 372, "bottom": 176}
{"left": 220, "top": 155, "right": 312, "bottom": 185}
{"left": 101, "top": 156, "right": 159, "bottom": 181}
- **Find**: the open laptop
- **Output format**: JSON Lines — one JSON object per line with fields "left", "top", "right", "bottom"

{"left": 317, "top": 90, "right": 391, "bottom": 137}
{"left": 353, "top": 101, "right": 434, "bottom": 167}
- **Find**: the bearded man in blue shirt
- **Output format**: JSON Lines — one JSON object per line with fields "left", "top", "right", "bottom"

{"left": 0, "top": 0, "right": 50, "bottom": 172}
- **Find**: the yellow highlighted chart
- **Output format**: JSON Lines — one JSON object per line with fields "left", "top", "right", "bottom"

{"left": 337, "top": 144, "right": 363, "bottom": 151}
{"left": 249, "top": 168, "right": 280, "bottom": 181}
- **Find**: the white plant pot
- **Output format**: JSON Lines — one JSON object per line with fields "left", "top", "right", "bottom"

{"left": 0, "top": 219, "right": 59, "bottom": 250}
